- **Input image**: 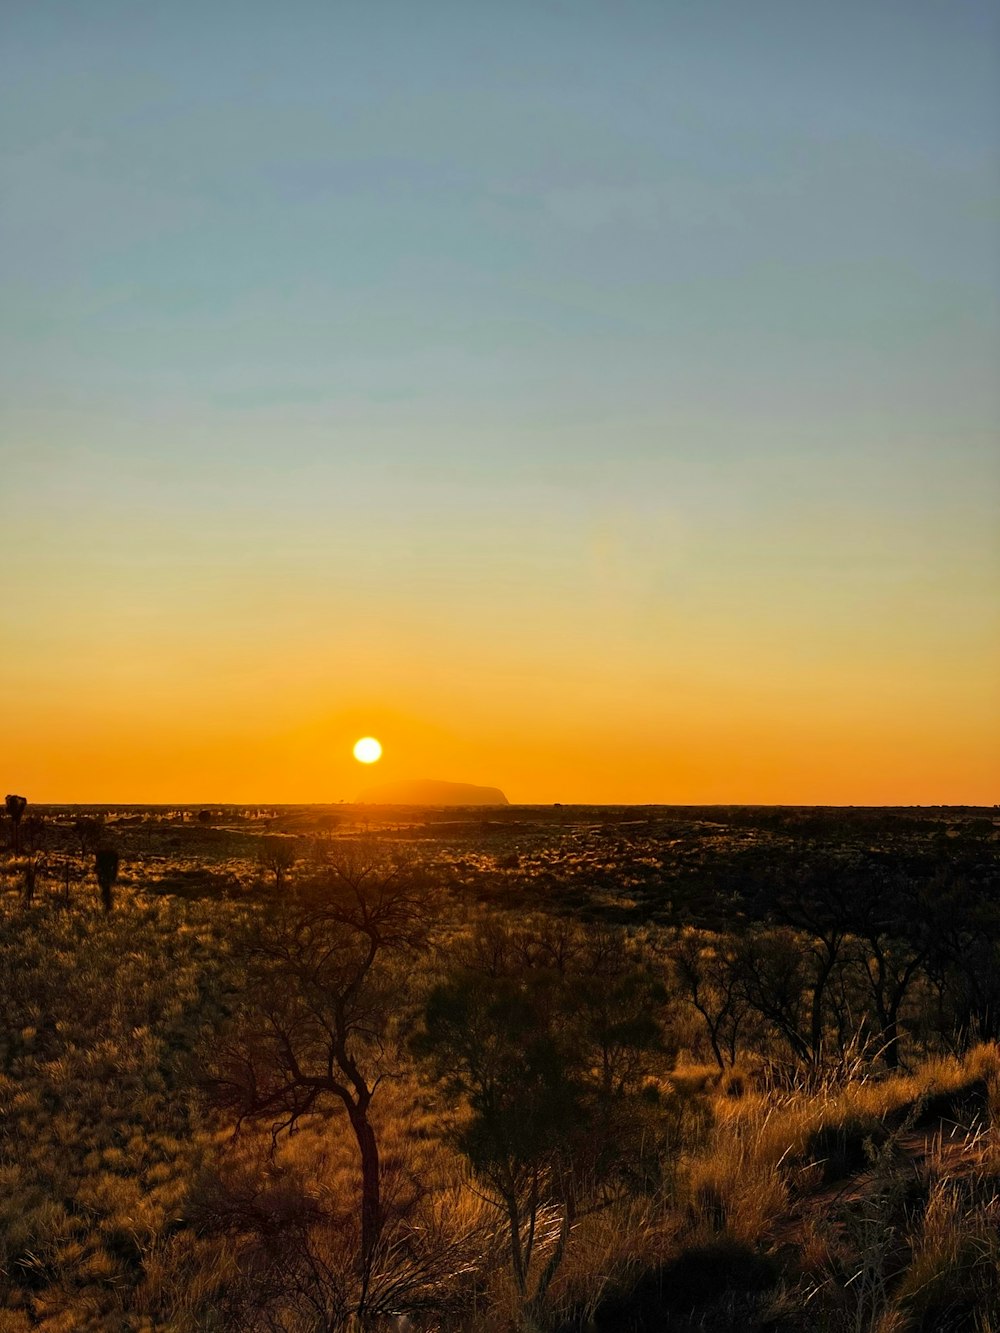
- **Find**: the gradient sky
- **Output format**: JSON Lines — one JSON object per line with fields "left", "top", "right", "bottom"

{"left": 2, "top": 0, "right": 998, "bottom": 804}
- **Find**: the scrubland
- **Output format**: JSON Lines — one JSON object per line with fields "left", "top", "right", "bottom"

{"left": 0, "top": 803, "right": 998, "bottom": 1331}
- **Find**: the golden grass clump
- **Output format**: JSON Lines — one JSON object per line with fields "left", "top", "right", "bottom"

{"left": 680, "top": 1045, "right": 1000, "bottom": 1255}
{"left": 543, "top": 1197, "right": 682, "bottom": 1327}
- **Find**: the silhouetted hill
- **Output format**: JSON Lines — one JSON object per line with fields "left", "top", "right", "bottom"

{"left": 355, "top": 779, "right": 509, "bottom": 806}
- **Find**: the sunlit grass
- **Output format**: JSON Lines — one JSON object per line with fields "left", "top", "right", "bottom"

{"left": 0, "top": 807, "right": 998, "bottom": 1330}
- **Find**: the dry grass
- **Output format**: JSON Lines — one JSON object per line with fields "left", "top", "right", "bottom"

{"left": 2, "top": 817, "right": 1000, "bottom": 1331}
{"left": 0, "top": 892, "right": 245, "bottom": 1330}
{"left": 541, "top": 1197, "right": 681, "bottom": 1326}
{"left": 680, "top": 1047, "right": 1000, "bottom": 1254}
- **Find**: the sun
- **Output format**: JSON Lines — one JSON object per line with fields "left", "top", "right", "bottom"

{"left": 353, "top": 736, "right": 383, "bottom": 764}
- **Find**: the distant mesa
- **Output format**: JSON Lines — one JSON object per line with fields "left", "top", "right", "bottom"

{"left": 355, "top": 779, "right": 509, "bottom": 807}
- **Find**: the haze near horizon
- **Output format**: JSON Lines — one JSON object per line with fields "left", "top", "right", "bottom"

{"left": 2, "top": 1, "right": 998, "bottom": 804}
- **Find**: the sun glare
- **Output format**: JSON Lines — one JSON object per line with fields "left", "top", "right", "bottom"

{"left": 353, "top": 736, "right": 383, "bottom": 764}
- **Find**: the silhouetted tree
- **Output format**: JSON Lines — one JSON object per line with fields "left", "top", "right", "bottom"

{"left": 418, "top": 966, "right": 585, "bottom": 1320}
{"left": 22, "top": 853, "right": 42, "bottom": 907}
{"left": 416, "top": 917, "right": 669, "bottom": 1324}
{"left": 732, "top": 928, "right": 815, "bottom": 1068}
{"left": 259, "top": 835, "right": 296, "bottom": 892}
{"left": 95, "top": 848, "right": 120, "bottom": 913}
{"left": 60, "top": 854, "right": 77, "bottom": 907}
{"left": 74, "top": 815, "right": 104, "bottom": 856}
{"left": 922, "top": 874, "right": 1000, "bottom": 1047}
{"left": 5, "top": 794, "right": 27, "bottom": 854}
{"left": 21, "top": 814, "right": 46, "bottom": 856}
{"left": 752, "top": 862, "right": 856, "bottom": 1066}
{"left": 671, "top": 930, "right": 750, "bottom": 1069}
{"left": 209, "top": 846, "right": 430, "bottom": 1317}
{"left": 845, "top": 872, "right": 935, "bottom": 1068}
{"left": 571, "top": 928, "right": 671, "bottom": 1170}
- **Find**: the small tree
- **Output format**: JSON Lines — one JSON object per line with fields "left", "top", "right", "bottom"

{"left": 60, "top": 854, "right": 77, "bottom": 907}
{"left": 74, "top": 815, "right": 105, "bottom": 856}
{"left": 259, "top": 835, "right": 296, "bottom": 892}
{"left": 416, "top": 919, "right": 669, "bottom": 1327}
{"left": 21, "top": 814, "right": 46, "bottom": 855}
{"left": 732, "top": 927, "right": 816, "bottom": 1069}
{"left": 95, "top": 848, "right": 120, "bottom": 913}
{"left": 22, "top": 853, "right": 42, "bottom": 907}
{"left": 5, "top": 794, "right": 27, "bottom": 854}
{"left": 671, "top": 929, "right": 750, "bottom": 1070}
{"left": 846, "top": 874, "right": 933, "bottom": 1070}
{"left": 418, "top": 967, "right": 583, "bottom": 1321}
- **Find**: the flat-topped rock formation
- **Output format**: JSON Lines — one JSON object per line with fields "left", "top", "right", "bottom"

{"left": 355, "top": 779, "right": 509, "bottom": 806}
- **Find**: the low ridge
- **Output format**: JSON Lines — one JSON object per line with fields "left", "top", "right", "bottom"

{"left": 355, "top": 778, "right": 509, "bottom": 806}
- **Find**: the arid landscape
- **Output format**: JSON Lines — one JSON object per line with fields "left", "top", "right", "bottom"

{"left": 2, "top": 800, "right": 999, "bottom": 1331}
{"left": 3, "top": 4, "right": 997, "bottom": 1330}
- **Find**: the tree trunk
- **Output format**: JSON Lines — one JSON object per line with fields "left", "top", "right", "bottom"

{"left": 881, "top": 1013, "right": 901, "bottom": 1069}
{"left": 348, "top": 1105, "right": 382, "bottom": 1308}
{"left": 809, "top": 947, "right": 839, "bottom": 1064}
{"left": 528, "top": 1189, "right": 574, "bottom": 1324}
{"left": 505, "top": 1191, "right": 528, "bottom": 1297}
{"left": 707, "top": 1017, "right": 726, "bottom": 1070}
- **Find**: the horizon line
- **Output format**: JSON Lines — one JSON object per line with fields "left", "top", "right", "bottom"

{"left": 10, "top": 799, "right": 997, "bottom": 811}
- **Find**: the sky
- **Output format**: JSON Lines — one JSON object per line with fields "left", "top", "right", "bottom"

{"left": 2, "top": 0, "right": 998, "bottom": 804}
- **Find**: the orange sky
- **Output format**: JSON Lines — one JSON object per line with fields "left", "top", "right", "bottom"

{"left": 6, "top": 507, "right": 998, "bottom": 803}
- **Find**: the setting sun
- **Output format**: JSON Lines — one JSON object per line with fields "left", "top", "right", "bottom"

{"left": 352, "top": 737, "right": 383, "bottom": 765}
